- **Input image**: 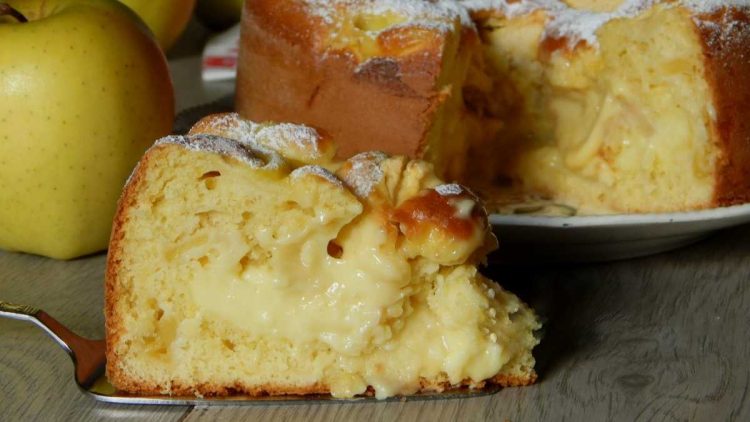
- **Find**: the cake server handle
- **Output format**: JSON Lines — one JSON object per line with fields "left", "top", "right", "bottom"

{"left": 0, "top": 300, "right": 106, "bottom": 388}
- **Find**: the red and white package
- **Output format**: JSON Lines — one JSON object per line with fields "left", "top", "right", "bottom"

{"left": 202, "top": 24, "right": 240, "bottom": 82}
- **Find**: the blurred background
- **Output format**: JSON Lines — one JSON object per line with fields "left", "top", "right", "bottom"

{"left": 162, "top": 0, "right": 241, "bottom": 113}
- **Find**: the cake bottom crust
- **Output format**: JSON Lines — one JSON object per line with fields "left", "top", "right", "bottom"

{"left": 108, "top": 372, "right": 537, "bottom": 398}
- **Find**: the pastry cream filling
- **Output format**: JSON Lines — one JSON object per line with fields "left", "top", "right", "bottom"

{"left": 470, "top": 5, "right": 718, "bottom": 213}
{"left": 422, "top": 26, "right": 478, "bottom": 181}
{"left": 116, "top": 149, "right": 539, "bottom": 399}
{"left": 188, "top": 214, "right": 411, "bottom": 356}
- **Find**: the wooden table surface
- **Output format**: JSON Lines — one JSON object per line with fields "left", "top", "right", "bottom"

{"left": 3, "top": 22, "right": 750, "bottom": 422}
{"left": 3, "top": 223, "right": 750, "bottom": 421}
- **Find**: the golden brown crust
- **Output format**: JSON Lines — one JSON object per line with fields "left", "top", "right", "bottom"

{"left": 392, "top": 188, "right": 487, "bottom": 240}
{"left": 104, "top": 146, "right": 169, "bottom": 390}
{"left": 188, "top": 112, "right": 240, "bottom": 136}
{"left": 187, "top": 112, "right": 337, "bottom": 164}
{"left": 107, "top": 372, "right": 536, "bottom": 398}
{"left": 697, "top": 7, "right": 750, "bottom": 206}
{"left": 235, "top": 0, "right": 462, "bottom": 160}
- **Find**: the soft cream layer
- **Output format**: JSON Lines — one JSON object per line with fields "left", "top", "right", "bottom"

{"left": 187, "top": 213, "right": 410, "bottom": 356}
{"left": 475, "top": 5, "right": 718, "bottom": 213}
{"left": 113, "top": 146, "right": 538, "bottom": 398}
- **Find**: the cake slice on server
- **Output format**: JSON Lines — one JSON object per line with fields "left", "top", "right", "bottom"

{"left": 104, "top": 113, "right": 540, "bottom": 399}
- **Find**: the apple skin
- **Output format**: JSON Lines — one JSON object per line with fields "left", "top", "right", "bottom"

{"left": 0, "top": 0, "right": 174, "bottom": 259}
{"left": 118, "top": 0, "right": 196, "bottom": 51}
{"left": 196, "top": 0, "right": 243, "bottom": 30}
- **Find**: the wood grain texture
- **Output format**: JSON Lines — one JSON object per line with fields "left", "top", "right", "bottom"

{"left": 0, "top": 253, "right": 190, "bottom": 422}
{"left": 2, "top": 225, "right": 750, "bottom": 421}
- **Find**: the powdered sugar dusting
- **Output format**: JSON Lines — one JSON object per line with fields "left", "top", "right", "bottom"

{"left": 546, "top": 0, "right": 657, "bottom": 46}
{"left": 290, "top": 165, "right": 344, "bottom": 187}
{"left": 156, "top": 134, "right": 269, "bottom": 168}
{"left": 683, "top": 0, "right": 750, "bottom": 14}
{"left": 435, "top": 183, "right": 466, "bottom": 196}
{"left": 460, "top": 0, "right": 548, "bottom": 17}
{"left": 194, "top": 113, "right": 332, "bottom": 163}
{"left": 256, "top": 123, "right": 326, "bottom": 161}
{"left": 305, "top": 0, "right": 473, "bottom": 33}
{"left": 462, "top": 0, "right": 749, "bottom": 48}
{"left": 303, "top": 0, "right": 749, "bottom": 52}
{"left": 692, "top": 2, "right": 750, "bottom": 55}
{"left": 462, "top": 0, "right": 657, "bottom": 47}
{"left": 688, "top": 0, "right": 750, "bottom": 42}
{"left": 339, "top": 151, "right": 389, "bottom": 198}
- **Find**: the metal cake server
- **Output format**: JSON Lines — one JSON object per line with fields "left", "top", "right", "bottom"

{"left": 0, "top": 300, "right": 500, "bottom": 405}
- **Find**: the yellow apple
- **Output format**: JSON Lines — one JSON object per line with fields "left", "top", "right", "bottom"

{"left": 196, "top": 0, "right": 243, "bottom": 30}
{"left": 118, "top": 0, "right": 196, "bottom": 51}
{"left": 0, "top": 0, "right": 174, "bottom": 259}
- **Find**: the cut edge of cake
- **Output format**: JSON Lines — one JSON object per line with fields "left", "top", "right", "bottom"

{"left": 235, "top": 0, "right": 750, "bottom": 214}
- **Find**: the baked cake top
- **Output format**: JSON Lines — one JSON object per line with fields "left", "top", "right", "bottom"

{"left": 187, "top": 112, "right": 336, "bottom": 165}
{"left": 288, "top": 0, "right": 749, "bottom": 52}
{"left": 463, "top": 0, "right": 750, "bottom": 48}
{"left": 304, "top": 0, "right": 473, "bottom": 31}
{"left": 156, "top": 114, "right": 487, "bottom": 223}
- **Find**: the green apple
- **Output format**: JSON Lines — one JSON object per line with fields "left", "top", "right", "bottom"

{"left": 196, "top": 0, "right": 242, "bottom": 30}
{"left": 118, "top": 0, "right": 196, "bottom": 51}
{"left": 0, "top": 0, "right": 174, "bottom": 259}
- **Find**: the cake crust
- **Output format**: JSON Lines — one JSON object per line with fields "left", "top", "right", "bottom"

{"left": 104, "top": 145, "right": 151, "bottom": 392}
{"left": 105, "top": 373, "right": 536, "bottom": 398}
{"left": 698, "top": 7, "right": 750, "bottom": 206}
{"left": 236, "top": 0, "right": 473, "bottom": 160}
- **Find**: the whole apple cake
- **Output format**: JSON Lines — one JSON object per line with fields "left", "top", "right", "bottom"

{"left": 105, "top": 113, "right": 540, "bottom": 398}
{"left": 236, "top": 0, "right": 750, "bottom": 214}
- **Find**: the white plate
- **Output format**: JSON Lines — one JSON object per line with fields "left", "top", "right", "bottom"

{"left": 489, "top": 203, "right": 750, "bottom": 263}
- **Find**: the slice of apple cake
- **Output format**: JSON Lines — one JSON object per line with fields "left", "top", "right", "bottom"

{"left": 105, "top": 113, "right": 540, "bottom": 399}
